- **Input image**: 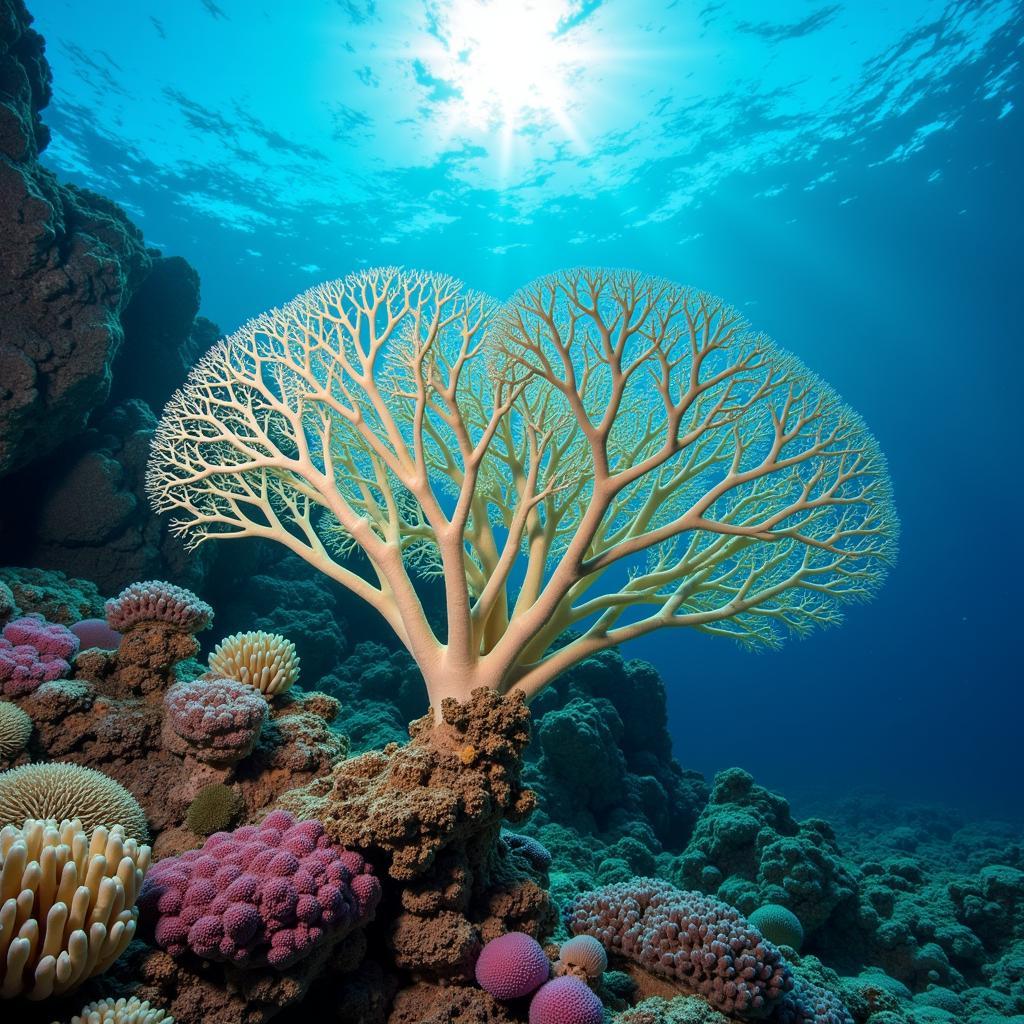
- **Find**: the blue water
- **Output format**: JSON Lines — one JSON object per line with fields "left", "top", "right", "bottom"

{"left": 30, "top": 0, "right": 1023, "bottom": 819}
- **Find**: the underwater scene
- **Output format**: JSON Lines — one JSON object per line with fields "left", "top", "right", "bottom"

{"left": 0, "top": 1, "right": 1021, "bottom": 1022}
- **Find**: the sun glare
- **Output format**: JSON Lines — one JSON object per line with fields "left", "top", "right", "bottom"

{"left": 427, "top": 0, "right": 585, "bottom": 141}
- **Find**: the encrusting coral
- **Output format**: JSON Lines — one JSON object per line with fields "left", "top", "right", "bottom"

{"left": 63, "top": 995, "right": 173, "bottom": 1023}
{"left": 0, "top": 763, "right": 149, "bottom": 841}
{"left": 208, "top": 630, "right": 300, "bottom": 698}
{"left": 0, "top": 616, "right": 79, "bottom": 696}
{"left": 183, "top": 783, "right": 243, "bottom": 837}
{"left": 163, "top": 677, "right": 268, "bottom": 766}
{"left": 0, "top": 702, "right": 32, "bottom": 761}
{"left": 0, "top": 817, "right": 150, "bottom": 1000}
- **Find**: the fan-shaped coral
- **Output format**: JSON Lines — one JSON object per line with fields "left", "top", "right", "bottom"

{"left": 105, "top": 581, "right": 213, "bottom": 634}
{"left": 0, "top": 615, "right": 79, "bottom": 696}
{"left": 0, "top": 817, "right": 151, "bottom": 999}
{"left": 164, "top": 678, "right": 268, "bottom": 765}
{"left": 0, "top": 762, "right": 148, "bottom": 841}
{"left": 139, "top": 810, "right": 381, "bottom": 970}
{"left": 208, "top": 630, "right": 300, "bottom": 697}
{"left": 65, "top": 996, "right": 173, "bottom": 1023}
{"left": 0, "top": 703, "right": 32, "bottom": 760}
{"left": 555, "top": 935, "right": 607, "bottom": 980}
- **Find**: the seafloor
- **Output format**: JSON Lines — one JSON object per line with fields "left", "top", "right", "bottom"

{"left": 1, "top": 2, "right": 1022, "bottom": 1023}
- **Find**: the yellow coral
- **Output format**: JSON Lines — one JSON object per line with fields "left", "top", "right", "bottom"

{"left": 0, "top": 817, "right": 151, "bottom": 1000}
{"left": 64, "top": 995, "right": 174, "bottom": 1023}
{"left": 0, "top": 703, "right": 31, "bottom": 760}
{"left": 0, "top": 763, "right": 148, "bottom": 842}
{"left": 208, "top": 630, "right": 300, "bottom": 697}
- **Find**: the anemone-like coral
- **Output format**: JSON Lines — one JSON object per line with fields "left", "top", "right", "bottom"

{"left": 0, "top": 615, "right": 79, "bottom": 696}
{"left": 105, "top": 581, "right": 213, "bottom": 634}
{"left": 0, "top": 817, "right": 151, "bottom": 999}
{"left": 208, "top": 630, "right": 300, "bottom": 697}
{"left": 475, "top": 932, "right": 550, "bottom": 999}
{"left": 164, "top": 677, "right": 268, "bottom": 765}
{"left": 0, "top": 702, "right": 32, "bottom": 760}
{"left": 139, "top": 810, "right": 381, "bottom": 970}
{"left": 65, "top": 995, "right": 174, "bottom": 1024}
{"left": 0, "top": 762, "right": 149, "bottom": 841}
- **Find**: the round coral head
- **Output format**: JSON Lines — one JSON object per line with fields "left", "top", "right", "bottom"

{"left": 529, "top": 976, "right": 604, "bottom": 1024}
{"left": 71, "top": 617, "right": 123, "bottom": 651}
{"left": 475, "top": 931, "right": 550, "bottom": 1000}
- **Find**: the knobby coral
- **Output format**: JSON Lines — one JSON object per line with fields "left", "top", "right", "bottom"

{"left": 105, "top": 581, "right": 213, "bottom": 634}
{"left": 147, "top": 267, "right": 897, "bottom": 716}
{"left": 475, "top": 931, "right": 550, "bottom": 999}
{"left": 164, "top": 677, "right": 268, "bottom": 765}
{"left": 529, "top": 976, "right": 604, "bottom": 1024}
{"left": 208, "top": 630, "right": 300, "bottom": 697}
{"left": 139, "top": 810, "right": 381, "bottom": 969}
{"left": 0, "top": 817, "right": 151, "bottom": 1000}
{"left": 0, "top": 762, "right": 149, "bottom": 841}
{"left": 0, "top": 615, "right": 79, "bottom": 696}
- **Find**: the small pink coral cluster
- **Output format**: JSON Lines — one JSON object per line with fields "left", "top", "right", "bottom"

{"left": 105, "top": 580, "right": 213, "bottom": 633}
{"left": 566, "top": 878, "right": 792, "bottom": 1017}
{"left": 139, "top": 810, "right": 381, "bottom": 970}
{"left": 165, "top": 677, "right": 268, "bottom": 764}
{"left": 475, "top": 932, "right": 603, "bottom": 1024}
{"left": 0, "top": 615, "right": 79, "bottom": 696}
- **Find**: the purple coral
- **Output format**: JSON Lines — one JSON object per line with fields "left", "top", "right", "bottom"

{"left": 105, "top": 580, "right": 213, "bottom": 633}
{"left": 139, "top": 810, "right": 381, "bottom": 970}
{"left": 165, "top": 678, "right": 268, "bottom": 764}
{"left": 475, "top": 931, "right": 550, "bottom": 1000}
{"left": 529, "top": 977, "right": 604, "bottom": 1024}
{"left": 565, "top": 878, "right": 792, "bottom": 1016}
{"left": 0, "top": 615, "right": 79, "bottom": 696}
{"left": 566, "top": 879, "right": 852, "bottom": 1024}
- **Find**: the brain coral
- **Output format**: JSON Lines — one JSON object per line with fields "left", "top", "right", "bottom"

{"left": 65, "top": 996, "right": 173, "bottom": 1023}
{"left": 565, "top": 878, "right": 792, "bottom": 1016}
{"left": 0, "top": 762, "right": 149, "bottom": 841}
{"left": 164, "top": 677, "right": 268, "bottom": 765}
{"left": 208, "top": 630, "right": 301, "bottom": 697}
{"left": 748, "top": 904, "right": 804, "bottom": 951}
{"left": 0, "top": 817, "right": 151, "bottom": 999}
{"left": 557, "top": 935, "right": 608, "bottom": 979}
{"left": 105, "top": 580, "right": 213, "bottom": 634}
{"left": 0, "top": 702, "right": 32, "bottom": 760}
{"left": 139, "top": 810, "right": 381, "bottom": 969}
{"left": 475, "top": 931, "right": 551, "bottom": 1000}
{"left": 0, "top": 615, "right": 79, "bottom": 696}
{"left": 529, "top": 976, "right": 604, "bottom": 1024}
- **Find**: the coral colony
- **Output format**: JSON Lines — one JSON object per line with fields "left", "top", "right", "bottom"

{"left": 1, "top": 3, "right": 1021, "bottom": 1024}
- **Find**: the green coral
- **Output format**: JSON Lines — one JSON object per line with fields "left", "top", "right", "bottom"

{"left": 186, "top": 783, "right": 243, "bottom": 836}
{"left": 748, "top": 903, "right": 804, "bottom": 951}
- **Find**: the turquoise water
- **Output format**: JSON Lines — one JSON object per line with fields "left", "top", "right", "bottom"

{"left": 30, "top": 0, "right": 1023, "bottom": 817}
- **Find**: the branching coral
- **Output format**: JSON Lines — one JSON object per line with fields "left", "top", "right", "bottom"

{"left": 147, "top": 267, "right": 897, "bottom": 715}
{"left": 0, "top": 762, "right": 149, "bottom": 841}
{"left": 0, "top": 817, "right": 151, "bottom": 1000}
{"left": 208, "top": 630, "right": 300, "bottom": 697}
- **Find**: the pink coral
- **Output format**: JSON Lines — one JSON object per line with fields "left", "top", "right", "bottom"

{"left": 139, "top": 810, "right": 381, "bottom": 970}
{"left": 0, "top": 615, "right": 79, "bottom": 696}
{"left": 529, "top": 977, "right": 604, "bottom": 1024}
{"left": 566, "top": 878, "right": 792, "bottom": 1017}
{"left": 105, "top": 580, "right": 213, "bottom": 633}
{"left": 566, "top": 879, "right": 852, "bottom": 1024}
{"left": 165, "top": 677, "right": 268, "bottom": 765}
{"left": 475, "top": 931, "right": 550, "bottom": 1000}
{"left": 71, "top": 617, "right": 123, "bottom": 651}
